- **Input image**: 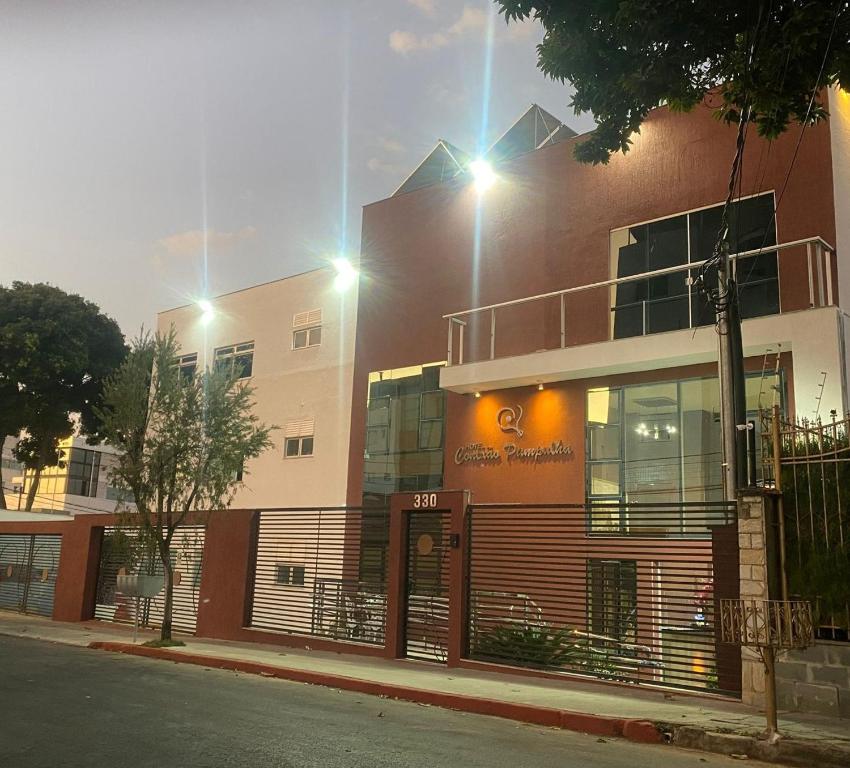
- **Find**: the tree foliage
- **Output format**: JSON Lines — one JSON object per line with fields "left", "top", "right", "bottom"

{"left": 96, "top": 329, "right": 273, "bottom": 640}
{"left": 497, "top": 1, "right": 850, "bottom": 163}
{"left": 0, "top": 282, "right": 126, "bottom": 509}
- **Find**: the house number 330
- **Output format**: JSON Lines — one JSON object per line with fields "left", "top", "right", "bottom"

{"left": 413, "top": 493, "right": 439, "bottom": 508}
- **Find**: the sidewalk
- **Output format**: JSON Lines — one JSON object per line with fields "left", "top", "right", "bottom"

{"left": 2, "top": 612, "right": 849, "bottom": 767}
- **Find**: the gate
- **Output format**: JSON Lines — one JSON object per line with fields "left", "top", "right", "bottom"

{"left": 94, "top": 525, "right": 205, "bottom": 634}
{"left": 0, "top": 534, "right": 62, "bottom": 616}
{"left": 762, "top": 408, "right": 850, "bottom": 641}
{"left": 464, "top": 502, "right": 739, "bottom": 694}
{"left": 250, "top": 507, "right": 390, "bottom": 645}
{"left": 404, "top": 508, "right": 450, "bottom": 662}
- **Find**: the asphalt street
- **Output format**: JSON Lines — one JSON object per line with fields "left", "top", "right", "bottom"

{"left": 0, "top": 635, "right": 769, "bottom": 768}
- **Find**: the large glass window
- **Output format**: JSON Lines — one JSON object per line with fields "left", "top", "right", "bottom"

{"left": 610, "top": 194, "right": 778, "bottom": 338}
{"left": 66, "top": 448, "right": 101, "bottom": 497}
{"left": 362, "top": 363, "right": 446, "bottom": 505}
{"left": 586, "top": 371, "right": 784, "bottom": 517}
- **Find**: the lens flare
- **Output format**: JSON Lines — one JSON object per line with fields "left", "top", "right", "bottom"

{"left": 198, "top": 299, "right": 214, "bottom": 326}
{"left": 333, "top": 258, "right": 358, "bottom": 293}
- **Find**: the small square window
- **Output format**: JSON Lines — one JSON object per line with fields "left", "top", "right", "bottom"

{"left": 284, "top": 436, "right": 314, "bottom": 458}
{"left": 292, "top": 324, "right": 322, "bottom": 350}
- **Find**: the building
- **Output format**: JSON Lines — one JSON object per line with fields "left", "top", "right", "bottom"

{"left": 348, "top": 95, "right": 850, "bottom": 508}
{"left": 2, "top": 435, "right": 126, "bottom": 515}
{"left": 158, "top": 265, "right": 357, "bottom": 509}
{"left": 325, "top": 95, "right": 850, "bottom": 690}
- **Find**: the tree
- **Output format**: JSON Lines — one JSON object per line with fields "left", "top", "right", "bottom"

{"left": 96, "top": 330, "right": 273, "bottom": 643}
{"left": 496, "top": 1, "right": 850, "bottom": 164}
{"left": 0, "top": 282, "right": 126, "bottom": 510}
{"left": 0, "top": 366, "right": 25, "bottom": 510}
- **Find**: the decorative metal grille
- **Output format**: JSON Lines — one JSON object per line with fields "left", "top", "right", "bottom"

{"left": 720, "top": 599, "right": 814, "bottom": 649}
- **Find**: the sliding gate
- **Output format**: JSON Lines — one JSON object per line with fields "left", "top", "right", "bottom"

{"left": 465, "top": 502, "right": 739, "bottom": 694}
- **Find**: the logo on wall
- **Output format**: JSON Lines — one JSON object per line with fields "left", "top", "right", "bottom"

{"left": 496, "top": 405, "right": 524, "bottom": 437}
{"left": 454, "top": 402, "right": 572, "bottom": 466}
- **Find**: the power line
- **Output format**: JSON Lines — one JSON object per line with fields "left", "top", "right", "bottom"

{"left": 1, "top": 483, "right": 121, "bottom": 515}
{"left": 738, "top": 0, "right": 843, "bottom": 289}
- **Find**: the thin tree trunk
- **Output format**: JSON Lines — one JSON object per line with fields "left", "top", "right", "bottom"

{"left": 24, "top": 465, "right": 42, "bottom": 511}
{"left": 160, "top": 542, "right": 174, "bottom": 642}
{"left": 0, "top": 435, "right": 7, "bottom": 510}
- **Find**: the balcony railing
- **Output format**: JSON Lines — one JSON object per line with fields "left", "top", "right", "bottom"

{"left": 444, "top": 236, "right": 835, "bottom": 366}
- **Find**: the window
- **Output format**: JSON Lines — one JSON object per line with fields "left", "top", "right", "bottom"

{"left": 586, "top": 371, "right": 784, "bottom": 523}
{"left": 174, "top": 353, "right": 197, "bottom": 381}
{"left": 284, "top": 417, "right": 314, "bottom": 458}
{"left": 588, "top": 559, "right": 637, "bottom": 646}
{"left": 362, "top": 364, "right": 446, "bottom": 504}
{"left": 292, "top": 309, "right": 322, "bottom": 349}
{"left": 418, "top": 391, "right": 445, "bottom": 450}
{"left": 66, "top": 448, "right": 101, "bottom": 497}
{"left": 214, "top": 342, "right": 254, "bottom": 379}
{"left": 610, "top": 194, "right": 778, "bottom": 339}
{"left": 275, "top": 563, "right": 305, "bottom": 586}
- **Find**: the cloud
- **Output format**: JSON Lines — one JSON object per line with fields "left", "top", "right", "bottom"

{"left": 390, "top": 4, "right": 539, "bottom": 56}
{"left": 157, "top": 226, "right": 257, "bottom": 257}
{"left": 367, "top": 157, "right": 404, "bottom": 175}
{"left": 428, "top": 81, "right": 468, "bottom": 107}
{"left": 389, "top": 29, "right": 448, "bottom": 55}
{"left": 447, "top": 6, "right": 486, "bottom": 36}
{"left": 377, "top": 136, "right": 405, "bottom": 154}
{"left": 407, "top": 0, "right": 437, "bottom": 16}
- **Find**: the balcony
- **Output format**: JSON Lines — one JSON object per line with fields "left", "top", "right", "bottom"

{"left": 441, "top": 236, "right": 838, "bottom": 395}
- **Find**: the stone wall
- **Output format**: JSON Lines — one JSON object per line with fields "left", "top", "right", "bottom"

{"left": 739, "top": 492, "right": 850, "bottom": 719}
{"left": 776, "top": 643, "right": 850, "bottom": 718}
{"left": 738, "top": 493, "right": 769, "bottom": 709}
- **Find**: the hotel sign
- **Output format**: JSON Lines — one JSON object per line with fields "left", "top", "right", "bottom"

{"left": 454, "top": 404, "right": 573, "bottom": 466}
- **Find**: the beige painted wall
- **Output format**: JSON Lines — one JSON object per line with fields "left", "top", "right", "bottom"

{"left": 158, "top": 267, "right": 357, "bottom": 509}
{"left": 830, "top": 87, "right": 850, "bottom": 312}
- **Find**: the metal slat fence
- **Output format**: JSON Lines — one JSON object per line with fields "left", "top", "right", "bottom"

{"left": 94, "top": 525, "right": 205, "bottom": 635}
{"left": 465, "top": 502, "right": 737, "bottom": 694}
{"left": 0, "top": 534, "right": 61, "bottom": 616}
{"left": 250, "top": 507, "right": 390, "bottom": 645}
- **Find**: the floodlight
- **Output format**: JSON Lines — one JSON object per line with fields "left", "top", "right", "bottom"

{"left": 333, "top": 257, "right": 358, "bottom": 293}
{"left": 198, "top": 299, "right": 214, "bottom": 326}
{"left": 470, "top": 159, "right": 496, "bottom": 194}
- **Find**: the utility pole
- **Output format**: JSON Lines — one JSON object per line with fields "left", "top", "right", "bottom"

{"left": 716, "top": 240, "right": 748, "bottom": 501}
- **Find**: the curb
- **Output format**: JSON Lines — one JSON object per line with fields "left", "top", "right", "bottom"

{"left": 87, "top": 641, "right": 662, "bottom": 744}
{"left": 669, "top": 725, "right": 850, "bottom": 768}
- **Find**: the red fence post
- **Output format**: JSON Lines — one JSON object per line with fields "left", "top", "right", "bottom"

{"left": 195, "top": 509, "right": 258, "bottom": 639}
{"left": 53, "top": 516, "right": 103, "bottom": 622}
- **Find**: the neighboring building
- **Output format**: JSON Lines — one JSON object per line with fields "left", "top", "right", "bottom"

{"left": 348, "top": 95, "right": 850, "bottom": 507}
{"left": 158, "top": 265, "right": 357, "bottom": 508}
{"left": 2, "top": 435, "right": 126, "bottom": 514}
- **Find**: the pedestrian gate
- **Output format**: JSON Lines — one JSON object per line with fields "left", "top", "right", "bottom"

{"left": 0, "top": 534, "right": 62, "bottom": 616}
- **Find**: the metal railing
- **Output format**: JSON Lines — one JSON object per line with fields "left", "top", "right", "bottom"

{"left": 445, "top": 236, "right": 835, "bottom": 366}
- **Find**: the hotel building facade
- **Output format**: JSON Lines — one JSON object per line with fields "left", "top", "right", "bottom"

{"left": 348, "top": 95, "right": 850, "bottom": 509}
